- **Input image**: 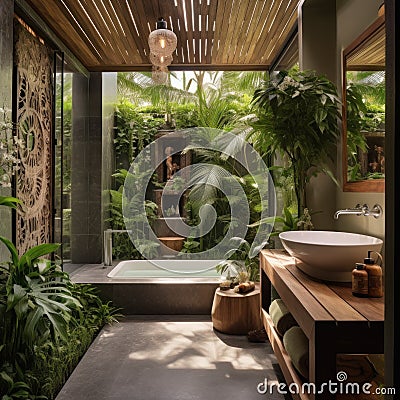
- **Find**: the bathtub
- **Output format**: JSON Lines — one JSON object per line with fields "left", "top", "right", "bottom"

{"left": 107, "top": 259, "right": 223, "bottom": 279}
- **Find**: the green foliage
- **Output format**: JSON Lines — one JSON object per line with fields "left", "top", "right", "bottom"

{"left": 196, "top": 89, "right": 240, "bottom": 129}
{"left": 114, "top": 100, "right": 164, "bottom": 170}
{"left": 345, "top": 74, "right": 386, "bottom": 181}
{"left": 346, "top": 84, "right": 369, "bottom": 181}
{"left": 216, "top": 238, "right": 263, "bottom": 282}
{"left": 26, "top": 284, "right": 120, "bottom": 399}
{"left": 107, "top": 169, "right": 159, "bottom": 260}
{"left": 180, "top": 129, "right": 266, "bottom": 259}
{"left": 251, "top": 70, "right": 341, "bottom": 215}
{"left": 113, "top": 71, "right": 269, "bottom": 261}
{"left": 117, "top": 71, "right": 196, "bottom": 107}
{"left": 346, "top": 71, "right": 385, "bottom": 106}
{"left": 0, "top": 199, "right": 119, "bottom": 399}
{"left": 0, "top": 255, "right": 119, "bottom": 399}
{"left": 169, "top": 103, "right": 199, "bottom": 128}
{"left": 0, "top": 196, "right": 21, "bottom": 209}
{"left": 180, "top": 237, "right": 201, "bottom": 254}
{"left": 268, "top": 166, "right": 296, "bottom": 212}
{"left": 0, "top": 240, "right": 77, "bottom": 361}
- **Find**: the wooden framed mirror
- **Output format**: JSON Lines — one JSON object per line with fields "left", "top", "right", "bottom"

{"left": 342, "top": 15, "right": 385, "bottom": 192}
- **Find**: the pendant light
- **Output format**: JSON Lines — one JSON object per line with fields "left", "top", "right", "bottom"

{"left": 152, "top": 65, "right": 169, "bottom": 85}
{"left": 148, "top": 18, "right": 177, "bottom": 57}
{"left": 149, "top": 52, "right": 173, "bottom": 67}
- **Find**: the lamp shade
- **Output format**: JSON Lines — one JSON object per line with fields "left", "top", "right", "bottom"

{"left": 148, "top": 18, "right": 177, "bottom": 57}
{"left": 149, "top": 52, "right": 173, "bottom": 67}
{"left": 152, "top": 65, "right": 169, "bottom": 85}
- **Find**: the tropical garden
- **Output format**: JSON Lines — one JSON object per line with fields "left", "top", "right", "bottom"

{"left": 1, "top": 108, "right": 119, "bottom": 399}
{"left": 0, "top": 66, "right": 345, "bottom": 398}
{"left": 345, "top": 70, "right": 386, "bottom": 181}
{"left": 110, "top": 68, "right": 342, "bottom": 280}
{"left": 0, "top": 196, "right": 119, "bottom": 399}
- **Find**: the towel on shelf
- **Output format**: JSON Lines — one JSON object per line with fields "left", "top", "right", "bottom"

{"left": 336, "top": 354, "right": 378, "bottom": 384}
{"left": 283, "top": 326, "right": 309, "bottom": 380}
{"left": 269, "top": 299, "right": 297, "bottom": 336}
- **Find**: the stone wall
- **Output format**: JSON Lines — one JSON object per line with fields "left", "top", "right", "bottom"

{"left": 0, "top": 0, "right": 14, "bottom": 262}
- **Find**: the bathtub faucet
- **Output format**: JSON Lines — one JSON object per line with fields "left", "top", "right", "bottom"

{"left": 103, "top": 229, "right": 132, "bottom": 267}
{"left": 334, "top": 204, "right": 383, "bottom": 220}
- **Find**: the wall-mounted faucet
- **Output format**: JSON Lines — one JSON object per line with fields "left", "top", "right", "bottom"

{"left": 334, "top": 204, "right": 383, "bottom": 220}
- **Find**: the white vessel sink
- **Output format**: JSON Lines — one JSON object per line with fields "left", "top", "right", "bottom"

{"left": 279, "top": 231, "right": 383, "bottom": 282}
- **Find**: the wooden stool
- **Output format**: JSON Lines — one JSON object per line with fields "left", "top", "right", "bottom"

{"left": 211, "top": 284, "right": 262, "bottom": 334}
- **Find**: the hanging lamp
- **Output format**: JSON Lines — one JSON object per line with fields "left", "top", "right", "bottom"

{"left": 148, "top": 18, "right": 177, "bottom": 57}
{"left": 152, "top": 65, "right": 169, "bottom": 85}
{"left": 149, "top": 52, "right": 173, "bottom": 67}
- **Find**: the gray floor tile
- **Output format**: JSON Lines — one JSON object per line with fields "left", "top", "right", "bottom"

{"left": 56, "top": 316, "right": 284, "bottom": 400}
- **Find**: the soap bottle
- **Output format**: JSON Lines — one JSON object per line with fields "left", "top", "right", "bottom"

{"left": 364, "top": 251, "right": 383, "bottom": 298}
{"left": 352, "top": 263, "right": 369, "bottom": 297}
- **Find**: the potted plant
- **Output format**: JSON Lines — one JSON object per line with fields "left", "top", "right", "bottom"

{"left": 216, "top": 237, "right": 264, "bottom": 283}
{"left": 250, "top": 70, "right": 341, "bottom": 217}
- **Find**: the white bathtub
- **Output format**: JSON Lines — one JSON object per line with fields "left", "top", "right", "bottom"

{"left": 107, "top": 259, "right": 223, "bottom": 279}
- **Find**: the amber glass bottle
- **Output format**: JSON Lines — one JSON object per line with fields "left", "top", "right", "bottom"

{"left": 364, "top": 251, "right": 383, "bottom": 298}
{"left": 352, "top": 263, "right": 369, "bottom": 297}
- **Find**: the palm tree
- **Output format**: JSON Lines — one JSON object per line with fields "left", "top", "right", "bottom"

{"left": 117, "top": 70, "right": 266, "bottom": 129}
{"left": 117, "top": 71, "right": 196, "bottom": 108}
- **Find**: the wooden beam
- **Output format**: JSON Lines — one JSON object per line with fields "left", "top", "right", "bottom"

{"left": 88, "top": 63, "right": 269, "bottom": 72}
{"left": 15, "top": 0, "right": 90, "bottom": 76}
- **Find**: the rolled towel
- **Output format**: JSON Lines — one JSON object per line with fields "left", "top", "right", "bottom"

{"left": 269, "top": 299, "right": 297, "bottom": 336}
{"left": 271, "top": 285, "right": 281, "bottom": 302}
{"left": 283, "top": 326, "right": 309, "bottom": 379}
{"left": 336, "top": 354, "right": 377, "bottom": 384}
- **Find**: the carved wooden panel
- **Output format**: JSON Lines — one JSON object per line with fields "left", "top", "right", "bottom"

{"left": 14, "top": 22, "right": 53, "bottom": 255}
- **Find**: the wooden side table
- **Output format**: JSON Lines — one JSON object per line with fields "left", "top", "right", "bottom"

{"left": 211, "top": 284, "right": 262, "bottom": 334}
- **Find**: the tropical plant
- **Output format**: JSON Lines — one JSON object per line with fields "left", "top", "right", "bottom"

{"left": 250, "top": 206, "right": 316, "bottom": 237}
{"left": 117, "top": 70, "right": 264, "bottom": 132}
{"left": 180, "top": 237, "right": 200, "bottom": 254}
{"left": 0, "top": 196, "right": 21, "bottom": 209}
{"left": 114, "top": 100, "right": 164, "bottom": 170}
{"left": 178, "top": 127, "right": 270, "bottom": 259}
{"left": 118, "top": 71, "right": 196, "bottom": 107}
{"left": 345, "top": 75, "right": 386, "bottom": 181}
{"left": 251, "top": 70, "right": 341, "bottom": 216}
{"left": 107, "top": 169, "right": 159, "bottom": 260}
{"left": 0, "top": 239, "right": 79, "bottom": 361}
{"left": 0, "top": 198, "right": 120, "bottom": 399}
{"left": 216, "top": 238, "right": 262, "bottom": 282}
{"left": 346, "top": 83, "right": 368, "bottom": 181}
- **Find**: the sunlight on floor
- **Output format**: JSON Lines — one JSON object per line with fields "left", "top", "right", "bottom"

{"left": 126, "top": 321, "right": 266, "bottom": 370}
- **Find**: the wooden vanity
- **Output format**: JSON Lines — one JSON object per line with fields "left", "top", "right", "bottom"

{"left": 260, "top": 250, "right": 384, "bottom": 400}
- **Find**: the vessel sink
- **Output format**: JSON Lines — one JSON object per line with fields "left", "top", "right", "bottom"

{"left": 279, "top": 231, "right": 383, "bottom": 282}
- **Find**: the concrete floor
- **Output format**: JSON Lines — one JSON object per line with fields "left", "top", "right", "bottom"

{"left": 56, "top": 316, "right": 285, "bottom": 400}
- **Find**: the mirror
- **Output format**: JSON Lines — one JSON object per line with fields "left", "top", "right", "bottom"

{"left": 342, "top": 15, "right": 385, "bottom": 192}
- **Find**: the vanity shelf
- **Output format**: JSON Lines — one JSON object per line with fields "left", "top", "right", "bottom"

{"left": 260, "top": 250, "right": 384, "bottom": 400}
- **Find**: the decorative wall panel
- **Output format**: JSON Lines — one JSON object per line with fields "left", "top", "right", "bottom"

{"left": 14, "top": 22, "right": 53, "bottom": 255}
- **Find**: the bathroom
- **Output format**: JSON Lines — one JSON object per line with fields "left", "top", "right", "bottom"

{"left": 0, "top": 0, "right": 398, "bottom": 398}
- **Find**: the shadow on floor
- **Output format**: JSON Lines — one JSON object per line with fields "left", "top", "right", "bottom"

{"left": 56, "top": 316, "right": 285, "bottom": 400}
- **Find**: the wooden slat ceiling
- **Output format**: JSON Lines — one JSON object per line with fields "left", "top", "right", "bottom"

{"left": 347, "top": 22, "right": 385, "bottom": 70}
{"left": 24, "top": 0, "right": 301, "bottom": 71}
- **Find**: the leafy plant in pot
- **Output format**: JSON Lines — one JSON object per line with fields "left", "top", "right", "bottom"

{"left": 216, "top": 237, "right": 268, "bottom": 283}
{"left": 250, "top": 70, "right": 341, "bottom": 217}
